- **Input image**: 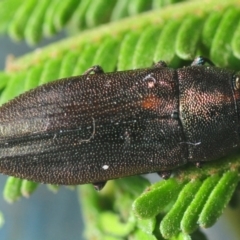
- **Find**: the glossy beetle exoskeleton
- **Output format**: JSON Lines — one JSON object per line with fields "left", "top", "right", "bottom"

{"left": 0, "top": 57, "right": 239, "bottom": 190}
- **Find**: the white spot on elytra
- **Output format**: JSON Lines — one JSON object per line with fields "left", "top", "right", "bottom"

{"left": 102, "top": 165, "right": 109, "bottom": 170}
{"left": 143, "top": 74, "right": 156, "bottom": 88}
{"left": 180, "top": 141, "right": 201, "bottom": 146}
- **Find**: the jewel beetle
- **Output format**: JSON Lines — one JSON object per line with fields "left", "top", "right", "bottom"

{"left": 0, "top": 56, "right": 239, "bottom": 190}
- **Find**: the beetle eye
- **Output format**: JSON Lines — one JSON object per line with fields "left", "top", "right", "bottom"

{"left": 233, "top": 73, "right": 240, "bottom": 90}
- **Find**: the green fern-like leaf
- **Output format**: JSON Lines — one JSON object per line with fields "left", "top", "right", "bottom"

{"left": 1, "top": 0, "right": 240, "bottom": 239}
{"left": 0, "top": 0, "right": 185, "bottom": 45}
{"left": 133, "top": 154, "right": 240, "bottom": 239}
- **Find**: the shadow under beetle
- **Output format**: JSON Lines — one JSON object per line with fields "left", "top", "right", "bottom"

{"left": 0, "top": 56, "right": 239, "bottom": 190}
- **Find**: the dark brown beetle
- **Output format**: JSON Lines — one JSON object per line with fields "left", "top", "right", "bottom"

{"left": 0, "top": 56, "right": 239, "bottom": 190}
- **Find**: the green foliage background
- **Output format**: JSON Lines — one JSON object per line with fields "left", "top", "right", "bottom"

{"left": 0, "top": 0, "right": 240, "bottom": 239}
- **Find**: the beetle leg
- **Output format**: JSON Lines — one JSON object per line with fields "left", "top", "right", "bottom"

{"left": 191, "top": 56, "right": 215, "bottom": 66}
{"left": 157, "top": 171, "right": 172, "bottom": 179}
{"left": 154, "top": 60, "right": 168, "bottom": 68}
{"left": 93, "top": 181, "right": 107, "bottom": 191}
{"left": 84, "top": 65, "right": 104, "bottom": 75}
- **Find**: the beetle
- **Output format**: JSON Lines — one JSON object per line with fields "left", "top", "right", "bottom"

{"left": 0, "top": 56, "right": 239, "bottom": 190}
